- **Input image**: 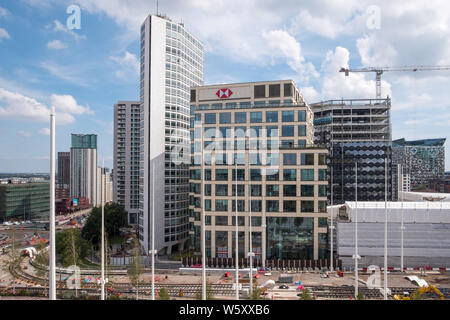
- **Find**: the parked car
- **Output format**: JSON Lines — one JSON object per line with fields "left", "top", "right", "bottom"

{"left": 279, "top": 285, "right": 289, "bottom": 289}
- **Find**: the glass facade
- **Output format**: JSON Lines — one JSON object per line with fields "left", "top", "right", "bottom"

{"left": 267, "top": 217, "right": 314, "bottom": 260}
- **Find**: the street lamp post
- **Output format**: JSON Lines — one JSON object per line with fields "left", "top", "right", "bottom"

{"left": 101, "top": 160, "right": 105, "bottom": 300}
{"left": 49, "top": 106, "right": 56, "bottom": 300}
{"left": 235, "top": 160, "right": 239, "bottom": 300}
{"left": 201, "top": 122, "right": 207, "bottom": 300}
{"left": 353, "top": 162, "right": 360, "bottom": 298}
{"left": 384, "top": 158, "right": 388, "bottom": 300}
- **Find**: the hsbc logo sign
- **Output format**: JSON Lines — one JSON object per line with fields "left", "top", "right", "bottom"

{"left": 216, "top": 88, "right": 233, "bottom": 99}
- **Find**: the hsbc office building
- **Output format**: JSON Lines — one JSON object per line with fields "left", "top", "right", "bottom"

{"left": 188, "top": 80, "right": 330, "bottom": 261}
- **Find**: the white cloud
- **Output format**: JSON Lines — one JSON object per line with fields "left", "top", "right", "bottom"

{"left": 17, "top": 130, "right": 32, "bottom": 138}
{"left": 0, "top": 87, "right": 90, "bottom": 125}
{"left": 47, "top": 40, "right": 68, "bottom": 50}
{"left": 301, "top": 46, "right": 392, "bottom": 102}
{"left": 0, "top": 6, "right": 9, "bottom": 18}
{"left": 50, "top": 94, "right": 93, "bottom": 115}
{"left": 39, "top": 128, "right": 50, "bottom": 135}
{"left": 110, "top": 51, "right": 139, "bottom": 79}
{"left": 262, "top": 30, "right": 319, "bottom": 84}
{"left": 0, "top": 28, "right": 10, "bottom": 41}
{"left": 52, "top": 19, "right": 86, "bottom": 41}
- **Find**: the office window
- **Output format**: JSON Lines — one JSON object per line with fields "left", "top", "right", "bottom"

{"left": 220, "top": 112, "right": 231, "bottom": 124}
{"left": 215, "top": 169, "right": 228, "bottom": 181}
{"left": 283, "top": 185, "right": 297, "bottom": 197}
{"left": 251, "top": 217, "right": 262, "bottom": 227}
{"left": 266, "top": 126, "right": 279, "bottom": 137}
{"left": 266, "top": 184, "right": 279, "bottom": 196}
{"left": 251, "top": 185, "right": 262, "bottom": 196}
{"left": 232, "top": 184, "right": 245, "bottom": 196}
{"left": 283, "top": 169, "right": 297, "bottom": 181}
{"left": 215, "top": 200, "right": 228, "bottom": 212}
{"left": 219, "top": 127, "right": 231, "bottom": 139}
{"left": 233, "top": 153, "right": 245, "bottom": 165}
{"left": 235, "top": 112, "right": 247, "bottom": 123}
{"left": 212, "top": 103, "right": 222, "bottom": 110}
{"left": 282, "top": 110, "right": 294, "bottom": 122}
{"left": 250, "top": 169, "right": 262, "bottom": 181}
{"left": 301, "top": 169, "right": 314, "bottom": 181}
{"left": 204, "top": 113, "right": 216, "bottom": 124}
{"left": 301, "top": 185, "right": 314, "bottom": 197}
{"left": 283, "top": 200, "right": 297, "bottom": 212}
{"left": 240, "top": 101, "right": 251, "bottom": 109}
{"left": 205, "top": 200, "right": 211, "bottom": 211}
{"left": 298, "top": 140, "right": 306, "bottom": 147}
{"left": 266, "top": 111, "right": 278, "bottom": 123}
{"left": 215, "top": 153, "right": 228, "bottom": 165}
{"left": 250, "top": 112, "right": 262, "bottom": 123}
{"left": 226, "top": 102, "right": 237, "bottom": 109}
{"left": 254, "top": 85, "right": 266, "bottom": 98}
{"left": 318, "top": 169, "right": 327, "bottom": 181}
{"left": 266, "top": 169, "right": 279, "bottom": 181}
{"left": 282, "top": 125, "right": 295, "bottom": 137}
{"left": 204, "top": 169, "right": 211, "bottom": 181}
{"left": 266, "top": 200, "right": 279, "bottom": 212}
{"left": 215, "top": 215, "right": 228, "bottom": 225}
{"left": 232, "top": 200, "right": 246, "bottom": 212}
{"left": 284, "top": 83, "right": 292, "bottom": 96}
{"left": 318, "top": 153, "right": 327, "bottom": 165}
{"left": 283, "top": 153, "right": 297, "bottom": 165}
{"left": 232, "top": 169, "right": 245, "bottom": 181}
{"left": 234, "top": 126, "right": 246, "bottom": 138}
{"left": 251, "top": 200, "right": 262, "bottom": 212}
{"left": 298, "top": 125, "right": 306, "bottom": 136}
{"left": 318, "top": 201, "right": 327, "bottom": 213}
{"left": 318, "top": 185, "right": 327, "bottom": 197}
{"left": 301, "top": 153, "right": 314, "bottom": 165}
{"left": 215, "top": 184, "right": 228, "bottom": 196}
{"left": 269, "top": 84, "right": 281, "bottom": 97}
{"left": 190, "top": 89, "right": 196, "bottom": 102}
{"left": 281, "top": 140, "right": 294, "bottom": 148}
{"left": 267, "top": 153, "right": 279, "bottom": 166}
{"left": 249, "top": 126, "right": 261, "bottom": 138}
{"left": 231, "top": 216, "right": 246, "bottom": 226}
{"left": 269, "top": 100, "right": 280, "bottom": 106}
{"left": 301, "top": 201, "right": 315, "bottom": 213}
{"left": 204, "top": 128, "right": 216, "bottom": 139}
{"left": 318, "top": 217, "right": 328, "bottom": 228}
{"left": 298, "top": 110, "right": 306, "bottom": 121}
{"left": 204, "top": 184, "right": 212, "bottom": 196}
{"left": 249, "top": 153, "right": 262, "bottom": 165}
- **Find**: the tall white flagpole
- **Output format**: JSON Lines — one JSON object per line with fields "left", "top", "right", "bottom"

{"left": 249, "top": 183, "right": 254, "bottom": 295}
{"left": 151, "top": 162, "right": 155, "bottom": 300}
{"left": 49, "top": 106, "right": 56, "bottom": 300}
{"left": 354, "top": 162, "right": 359, "bottom": 298}
{"left": 400, "top": 165, "right": 405, "bottom": 272}
{"left": 201, "top": 123, "right": 206, "bottom": 300}
{"left": 101, "top": 159, "right": 105, "bottom": 300}
{"left": 384, "top": 158, "right": 388, "bottom": 300}
{"left": 235, "top": 159, "right": 239, "bottom": 300}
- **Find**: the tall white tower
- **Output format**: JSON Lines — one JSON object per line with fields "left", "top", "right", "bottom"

{"left": 139, "top": 15, "right": 204, "bottom": 255}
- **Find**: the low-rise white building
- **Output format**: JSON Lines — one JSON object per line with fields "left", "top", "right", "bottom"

{"left": 329, "top": 201, "right": 450, "bottom": 268}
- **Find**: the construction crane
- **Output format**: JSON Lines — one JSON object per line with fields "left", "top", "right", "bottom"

{"left": 339, "top": 66, "right": 450, "bottom": 99}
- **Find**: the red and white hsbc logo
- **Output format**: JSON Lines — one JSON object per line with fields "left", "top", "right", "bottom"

{"left": 216, "top": 88, "right": 233, "bottom": 99}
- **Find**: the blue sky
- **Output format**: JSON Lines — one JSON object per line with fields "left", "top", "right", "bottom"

{"left": 0, "top": 0, "right": 449, "bottom": 172}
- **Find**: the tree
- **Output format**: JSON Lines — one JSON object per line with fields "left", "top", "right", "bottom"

{"left": 127, "top": 238, "right": 143, "bottom": 300}
{"left": 357, "top": 292, "right": 365, "bottom": 300}
{"left": 56, "top": 229, "right": 92, "bottom": 267}
{"left": 250, "top": 284, "right": 263, "bottom": 300}
{"left": 81, "top": 203, "right": 129, "bottom": 245}
{"left": 195, "top": 281, "right": 214, "bottom": 300}
{"left": 1, "top": 226, "right": 21, "bottom": 282}
{"left": 299, "top": 288, "right": 312, "bottom": 300}
{"left": 158, "top": 288, "right": 170, "bottom": 300}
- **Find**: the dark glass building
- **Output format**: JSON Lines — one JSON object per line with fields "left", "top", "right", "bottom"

{"left": 311, "top": 98, "right": 393, "bottom": 205}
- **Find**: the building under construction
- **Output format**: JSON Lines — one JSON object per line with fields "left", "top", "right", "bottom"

{"left": 311, "top": 98, "right": 393, "bottom": 204}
